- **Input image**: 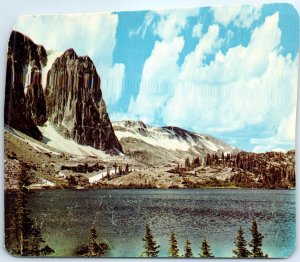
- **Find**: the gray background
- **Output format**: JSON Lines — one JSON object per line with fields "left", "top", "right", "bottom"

{"left": 0, "top": 0, "right": 299, "bottom": 261}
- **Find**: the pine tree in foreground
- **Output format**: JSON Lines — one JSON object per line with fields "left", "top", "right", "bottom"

{"left": 249, "top": 218, "right": 268, "bottom": 258}
{"left": 142, "top": 224, "right": 160, "bottom": 257}
{"left": 168, "top": 231, "right": 180, "bottom": 258}
{"left": 184, "top": 239, "right": 193, "bottom": 258}
{"left": 200, "top": 238, "right": 214, "bottom": 258}
{"left": 75, "top": 227, "right": 109, "bottom": 257}
{"left": 233, "top": 226, "right": 250, "bottom": 258}
{"left": 6, "top": 165, "right": 55, "bottom": 256}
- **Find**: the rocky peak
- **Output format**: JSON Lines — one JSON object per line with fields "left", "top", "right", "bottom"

{"left": 4, "top": 31, "right": 47, "bottom": 140}
{"left": 25, "top": 65, "right": 47, "bottom": 126}
{"left": 123, "top": 120, "right": 147, "bottom": 129}
{"left": 45, "top": 49, "right": 122, "bottom": 154}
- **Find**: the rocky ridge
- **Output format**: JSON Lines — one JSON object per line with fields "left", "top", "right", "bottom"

{"left": 5, "top": 31, "right": 47, "bottom": 140}
{"left": 5, "top": 31, "right": 122, "bottom": 154}
{"left": 45, "top": 48, "right": 122, "bottom": 154}
{"left": 113, "top": 120, "right": 238, "bottom": 166}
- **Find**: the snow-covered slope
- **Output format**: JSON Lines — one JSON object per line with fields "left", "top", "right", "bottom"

{"left": 113, "top": 120, "right": 238, "bottom": 166}
{"left": 38, "top": 122, "right": 110, "bottom": 158}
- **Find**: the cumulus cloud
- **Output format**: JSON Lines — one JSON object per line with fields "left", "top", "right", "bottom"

{"left": 101, "top": 63, "right": 125, "bottom": 104}
{"left": 14, "top": 13, "right": 125, "bottom": 106}
{"left": 213, "top": 5, "right": 261, "bottom": 28}
{"left": 128, "top": 37, "right": 184, "bottom": 123}
{"left": 127, "top": 8, "right": 200, "bottom": 123}
{"left": 251, "top": 105, "right": 297, "bottom": 152}
{"left": 154, "top": 9, "right": 198, "bottom": 42}
{"left": 131, "top": 8, "right": 199, "bottom": 42}
{"left": 192, "top": 22, "right": 203, "bottom": 38}
{"left": 252, "top": 145, "right": 287, "bottom": 153}
{"left": 164, "top": 13, "right": 297, "bottom": 132}
{"left": 129, "top": 11, "right": 298, "bottom": 152}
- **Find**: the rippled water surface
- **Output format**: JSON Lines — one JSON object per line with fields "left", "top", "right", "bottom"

{"left": 5, "top": 189, "right": 295, "bottom": 257}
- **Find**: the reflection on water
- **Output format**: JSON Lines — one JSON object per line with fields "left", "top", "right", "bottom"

{"left": 5, "top": 189, "right": 295, "bottom": 257}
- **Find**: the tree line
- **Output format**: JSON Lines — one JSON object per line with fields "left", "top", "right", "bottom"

{"left": 142, "top": 218, "right": 267, "bottom": 258}
{"left": 179, "top": 150, "right": 295, "bottom": 188}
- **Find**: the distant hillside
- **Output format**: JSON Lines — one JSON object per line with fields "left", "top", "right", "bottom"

{"left": 168, "top": 150, "right": 296, "bottom": 189}
{"left": 113, "top": 120, "right": 239, "bottom": 167}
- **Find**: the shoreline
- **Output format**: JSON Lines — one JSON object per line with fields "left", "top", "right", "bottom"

{"left": 4, "top": 186, "right": 296, "bottom": 192}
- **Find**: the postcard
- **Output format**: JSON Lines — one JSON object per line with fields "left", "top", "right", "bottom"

{"left": 4, "top": 3, "right": 298, "bottom": 258}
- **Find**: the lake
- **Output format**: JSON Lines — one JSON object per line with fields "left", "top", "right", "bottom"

{"left": 5, "top": 189, "right": 295, "bottom": 258}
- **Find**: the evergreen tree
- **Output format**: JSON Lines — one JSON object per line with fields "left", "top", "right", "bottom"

{"left": 142, "top": 224, "right": 160, "bottom": 257}
{"left": 125, "top": 163, "right": 129, "bottom": 174}
{"left": 168, "top": 231, "right": 179, "bottom": 258}
{"left": 200, "top": 238, "right": 214, "bottom": 258}
{"left": 184, "top": 239, "right": 193, "bottom": 258}
{"left": 40, "top": 245, "right": 55, "bottom": 256}
{"left": 75, "top": 227, "right": 109, "bottom": 257}
{"left": 6, "top": 164, "right": 55, "bottom": 256}
{"left": 233, "top": 226, "right": 250, "bottom": 258}
{"left": 185, "top": 158, "right": 191, "bottom": 169}
{"left": 249, "top": 218, "right": 267, "bottom": 258}
{"left": 113, "top": 163, "right": 117, "bottom": 175}
{"left": 30, "top": 227, "right": 46, "bottom": 256}
{"left": 192, "top": 157, "right": 201, "bottom": 168}
{"left": 206, "top": 154, "right": 210, "bottom": 166}
{"left": 221, "top": 152, "right": 225, "bottom": 164}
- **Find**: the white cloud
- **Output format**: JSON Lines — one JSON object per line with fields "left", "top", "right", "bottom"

{"left": 252, "top": 145, "right": 286, "bottom": 153}
{"left": 129, "top": 12, "right": 155, "bottom": 38}
{"left": 129, "top": 8, "right": 199, "bottom": 42}
{"left": 14, "top": 13, "right": 125, "bottom": 106}
{"left": 213, "top": 5, "right": 261, "bottom": 28}
{"left": 236, "top": 5, "right": 261, "bottom": 28}
{"left": 164, "top": 13, "right": 297, "bottom": 132}
{"left": 277, "top": 106, "right": 297, "bottom": 142}
{"left": 127, "top": 8, "right": 200, "bottom": 123}
{"left": 182, "top": 13, "right": 281, "bottom": 86}
{"left": 129, "top": 12, "right": 297, "bottom": 152}
{"left": 41, "top": 50, "right": 63, "bottom": 89}
{"left": 101, "top": 63, "right": 125, "bottom": 104}
{"left": 154, "top": 8, "right": 199, "bottom": 42}
{"left": 180, "top": 24, "right": 222, "bottom": 81}
{"left": 128, "top": 37, "right": 184, "bottom": 123}
{"left": 192, "top": 22, "right": 203, "bottom": 38}
{"left": 251, "top": 105, "right": 297, "bottom": 152}
{"left": 154, "top": 12, "right": 186, "bottom": 42}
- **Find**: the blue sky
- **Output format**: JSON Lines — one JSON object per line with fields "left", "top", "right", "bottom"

{"left": 14, "top": 3, "right": 298, "bottom": 152}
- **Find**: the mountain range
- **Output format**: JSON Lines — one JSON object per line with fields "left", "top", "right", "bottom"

{"left": 4, "top": 31, "right": 295, "bottom": 190}
{"left": 5, "top": 30, "right": 237, "bottom": 161}
{"left": 5, "top": 31, "right": 122, "bottom": 155}
{"left": 113, "top": 120, "right": 238, "bottom": 166}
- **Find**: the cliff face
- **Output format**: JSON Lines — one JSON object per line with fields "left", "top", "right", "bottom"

{"left": 5, "top": 32, "right": 122, "bottom": 154}
{"left": 25, "top": 66, "right": 47, "bottom": 125}
{"left": 4, "top": 31, "right": 47, "bottom": 140}
{"left": 45, "top": 49, "right": 122, "bottom": 154}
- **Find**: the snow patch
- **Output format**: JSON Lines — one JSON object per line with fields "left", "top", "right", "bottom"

{"left": 202, "top": 139, "right": 219, "bottom": 152}
{"left": 5, "top": 126, "right": 61, "bottom": 155}
{"left": 88, "top": 169, "right": 117, "bottom": 183}
{"left": 39, "top": 122, "right": 110, "bottom": 158}
{"left": 115, "top": 130, "right": 191, "bottom": 151}
{"left": 29, "top": 178, "right": 56, "bottom": 188}
{"left": 113, "top": 121, "right": 238, "bottom": 154}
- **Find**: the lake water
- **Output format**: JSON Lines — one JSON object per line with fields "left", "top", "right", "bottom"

{"left": 5, "top": 189, "right": 295, "bottom": 258}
